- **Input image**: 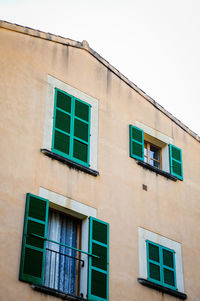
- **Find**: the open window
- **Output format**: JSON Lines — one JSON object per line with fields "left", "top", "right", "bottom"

{"left": 19, "top": 193, "right": 109, "bottom": 301}
{"left": 129, "top": 122, "right": 183, "bottom": 180}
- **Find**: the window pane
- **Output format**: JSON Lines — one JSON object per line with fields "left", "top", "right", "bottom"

{"left": 74, "top": 119, "right": 88, "bottom": 142}
{"left": 73, "top": 139, "right": 88, "bottom": 163}
{"left": 149, "top": 262, "right": 160, "bottom": 281}
{"left": 164, "top": 268, "right": 175, "bottom": 286}
{"left": 144, "top": 156, "right": 148, "bottom": 163}
{"left": 163, "top": 249, "right": 174, "bottom": 268}
{"left": 150, "top": 159, "right": 160, "bottom": 168}
{"left": 54, "top": 130, "right": 70, "bottom": 155}
{"left": 75, "top": 99, "right": 89, "bottom": 121}
{"left": 149, "top": 243, "right": 160, "bottom": 262}
{"left": 56, "top": 90, "right": 71, "bottom": 113}
{"left": 150, "top": 145, "right": 160, "bottom": 160}
{"left": 55, "top": 110, "right": 70, "bottom": 133}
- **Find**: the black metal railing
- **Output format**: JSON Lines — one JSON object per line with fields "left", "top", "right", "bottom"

{"left": 44, "top": 246, "right": 84, "bottom": 298}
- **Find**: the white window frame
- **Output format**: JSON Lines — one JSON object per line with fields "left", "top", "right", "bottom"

{"left": 39, "top": 187, "right": 97, "bottom": 299}
{"left": 138, "top": 227, "right": 185, "bottom": 293}
{"left": 136, "top": 121, "right": 174, "bottom": 173}
{"left": 43, "top": 75, "right": 99, "bottom": 170}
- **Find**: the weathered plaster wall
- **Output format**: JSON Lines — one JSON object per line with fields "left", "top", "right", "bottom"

{"left": 0, "top": 25, "right": 200, "bottom": 301}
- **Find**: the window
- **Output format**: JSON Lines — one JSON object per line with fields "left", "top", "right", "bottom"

{"left": 43, "top": 75, "right": 98, "bottom": 172}
{"left": 19, "top": 193, "right": 109, "bottom": 301}
{"left": 146, "top": 241, "right": 176, "bottom": 290}
{"left": 52, "top": 89, "right": 91, "bottom": 167}
{"left": 138, "top": 227, "right": 186, "bottom": 298}
{"left": 144, "top": 142, "right": 161, "bottom": 169}
{"left": 129, "top": 124, "right": 183, "bottom": 180}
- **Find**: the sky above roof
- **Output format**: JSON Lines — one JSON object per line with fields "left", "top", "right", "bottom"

{"left": 1, "top": 0, "right": 200, "bottom": 136}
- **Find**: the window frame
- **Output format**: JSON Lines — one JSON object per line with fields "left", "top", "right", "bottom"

{"left": 144, "top": 141, "right": 162, "bottom": 169}
{"left": 138, "top": 227, "right": 185, "bottom": 294}
{"left": 43, "top": 75, "right": 99, "bottom": 172}
{"left": 146, "top": 240, "right": 177, "bottom": 290}
{"left": 52, "top": 88, "right": 91, "bottom": 168}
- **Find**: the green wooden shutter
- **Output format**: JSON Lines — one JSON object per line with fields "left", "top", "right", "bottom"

{"left": 19, "top": 193, "right": 49, "bottom": 284}
{"left": 129, "top": 125, "right": 144, "bottom": 161}
{"left": 52, "top": 89, "right": 91, "bottom": 167}
{"left": 88, "top": 217, "right": 109, "bottom": 301}
{"left": 169, "top": 144, "right": 183, "bottom": 180}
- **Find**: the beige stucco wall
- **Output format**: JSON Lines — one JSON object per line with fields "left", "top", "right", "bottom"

{"left": 0, "top": 25, "right": 200, "bottom": 301}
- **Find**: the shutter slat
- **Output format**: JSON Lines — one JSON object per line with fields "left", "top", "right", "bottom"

{"left": 169, "top": 144, "right": 183, "bottom": 180}
{"left": 88, "top": 217, "right": 109, "bottom": 301}
{"left": 19, "top": 193, "right": 49, "bottom": 284}
{"left": 129, "top": 125, "right": 144, "bottom": 161}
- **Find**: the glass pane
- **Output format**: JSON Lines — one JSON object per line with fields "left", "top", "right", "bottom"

{"left": 92, "top": 243, "right": 107, "bottom": 271}
{"left": 164, "top": 268, "right": 175, "bottom": 286}
{"left": 163, "top": 249, "right": 174, "bottom": 268}
{"left": 73, "top": 139, "right": 88, "bottom": 163}
{"left": 74, "top": 118, "right": 88, "bottom": 141}
{"left": 150, "top": 159, "right": 160, "bottom": 168}
{"left": 144, "top": 144, "right": 147, "bottom": 156}
{"left": 56, "top": 90, "right": 71, "bottom": 113}
{"left": 55, "top": 110, "right": 70, "bottom": 133}
{"left": 54, "top": 130, "right": 70, "bottom": 155}
{"left": 149, "top": 243, "right": 160, "bottom": 262}
{"left": 91, "top": 270, "right": 107, "bottom": 299}
{"left": 150, "top": 145, "right": 160, "bottom": 160}
{"left": 144, "top": 156, "right": 148, "bottom": 163}
{"left": 75, "top": 99, "right": 89, "bottom": 121}
{"left": 149, "top": 262, "right": 160, "bottom": 281}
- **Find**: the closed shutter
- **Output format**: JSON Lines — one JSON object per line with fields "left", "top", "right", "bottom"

{"left": 19, "top": 193, "right": 49, "bottom": 284}
{"left": 129, "top": 125, "right": 144, "bottom": 161}
{"left": 169, "top": 144, "right": 183, "bottom": 180}
{"left": 52, "top": 89, "right": 91, "bottom": 167}
{"left": 88, "top": 217, "right": 109, "bottom": 301}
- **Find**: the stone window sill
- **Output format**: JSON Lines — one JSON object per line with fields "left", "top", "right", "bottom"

{"left": 41, "top": 148, "right": 99, "bottom": 177}
{"left": 136, "top": 160, "right": 177, "bottom": 181}
{"left": 137, "top": 278, "right": 187, "bottom": 299}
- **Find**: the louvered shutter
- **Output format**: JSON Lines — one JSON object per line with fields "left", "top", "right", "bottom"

{"left": 169, "top": 144, "right": 183, "bottom": 180}
{"left": 88, "top": 217, "right": 109, "bottom": 301}
{"left": 19, "top": 193, "right": 49, "bottom": 284}
{"left": 129, "top": 125, "right": 144, "bottom": 161}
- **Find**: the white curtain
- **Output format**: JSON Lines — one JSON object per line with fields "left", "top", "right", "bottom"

{"left": 44, "top": 209, "right": 78, "bottom": 295}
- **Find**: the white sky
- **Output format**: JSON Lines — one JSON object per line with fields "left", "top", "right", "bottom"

{"left": 1, "top": 0, "right": 200, "bottom": 136}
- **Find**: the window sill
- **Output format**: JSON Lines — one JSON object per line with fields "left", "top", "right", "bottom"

{"left": 136, "top": 160, "right": 177, "bottom": 181}
{"left": 41, "top": 148, "right": 99, "bottom": 177}
{"left": 137, "top": 278, "right": 187, "bottom": 299}
{"left": 32, "top": 284, "right": 87, "bottom": 300}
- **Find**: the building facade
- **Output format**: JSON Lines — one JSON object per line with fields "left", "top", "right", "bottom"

{"left": 0, "top": 20, "right": 200, "bottom": 301}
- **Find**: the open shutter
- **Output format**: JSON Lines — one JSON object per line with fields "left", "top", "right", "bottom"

{"left": 129, "top": 125, "right": 144, "bottom": 161}
{"left": 19, "top": 193, "right": 49, "bottom": 284}
{"left": 88, "top": 217, "right": 109, "bottom": 301}
{"left": 169, "top": 144, "right": 183, "bottom": 180}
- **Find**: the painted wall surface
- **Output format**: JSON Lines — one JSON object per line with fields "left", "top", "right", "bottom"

{"left": 0, "top": 25, "right": 200, "bottom": 301}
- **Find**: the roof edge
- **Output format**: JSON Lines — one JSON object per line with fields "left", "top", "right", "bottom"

{"left": 1, "top": 20, "right": 199, "bottom": 143}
